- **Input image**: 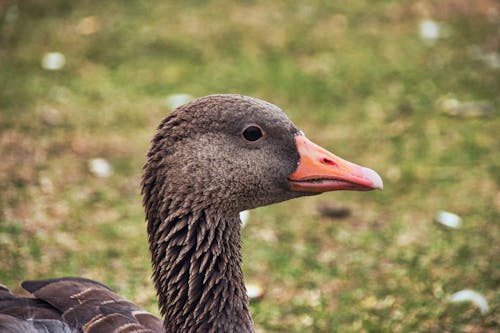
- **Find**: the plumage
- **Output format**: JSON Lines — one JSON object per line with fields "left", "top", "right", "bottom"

{"left": 1, "top": 94, "right": 382, "bottom": 332}
{"left": 1, "top": 278, "right": 162, "bottom": 333}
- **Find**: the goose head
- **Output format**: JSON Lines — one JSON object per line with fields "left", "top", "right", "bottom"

{"left": 143, "top": 94, "right": 382, "bottom": 217}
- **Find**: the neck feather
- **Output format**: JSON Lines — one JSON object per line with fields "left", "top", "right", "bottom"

{"left": 147, "top": 206, "right": 255, "bottom": 333}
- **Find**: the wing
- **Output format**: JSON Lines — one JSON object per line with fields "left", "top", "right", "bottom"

{"left": 0, "top": 284, "right": 72, "bottom": 333}
{"left": 0, "top": 277, "right": 164, "bottom": 333}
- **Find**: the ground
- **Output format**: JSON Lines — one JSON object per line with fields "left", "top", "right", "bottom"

{"left": 0, "top": 1, "right": 499, "bottom": 332}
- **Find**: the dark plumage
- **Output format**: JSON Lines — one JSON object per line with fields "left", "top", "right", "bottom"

{"left": 0, "top": 94, "right": 382, "bottom": 332}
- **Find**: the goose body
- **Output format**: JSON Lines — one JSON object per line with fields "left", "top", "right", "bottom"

{"left": 0, "top": 94, "right": 382, "bottom": 332}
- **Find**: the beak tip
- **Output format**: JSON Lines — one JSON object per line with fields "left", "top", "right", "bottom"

{"left": 363, "top": 167, "right": 384, "bottom": 190}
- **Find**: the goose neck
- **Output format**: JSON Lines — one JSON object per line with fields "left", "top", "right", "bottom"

{"left": 149, "top": 209, "right": 255, "bottom": 332}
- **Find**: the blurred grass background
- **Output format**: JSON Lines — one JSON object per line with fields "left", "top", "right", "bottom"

{"left": 0, "top": 0, "right": 499, "bottom": 332}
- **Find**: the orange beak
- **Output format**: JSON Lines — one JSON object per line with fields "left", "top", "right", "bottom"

{"left": 288, "top": 135, "right": 383, "bottom": 193}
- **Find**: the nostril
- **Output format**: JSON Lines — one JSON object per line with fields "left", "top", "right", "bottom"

{"left": 321, "top": 158, "right": 337, "bottom": 167}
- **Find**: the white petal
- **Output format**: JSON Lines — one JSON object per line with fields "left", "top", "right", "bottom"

{"left": 164, "top": 94, "right": 193, "bottom": 110}
{"left": 419, "top": 19, "right": 440, "bottom": 42}
{"left": 435, "top": 210, "right": 462, "bottom": 229}
{"left": 449, "top": 289, "right": 490, "bottom": 314}
{"left": 245, "top": 283, "right": 264, "bottom": 300}
{"left": 42, "top": 52, "right": 66, "bottom": 70}
{"left": 239, "top": 210, "right": 250, "bottom": 228}
{"left": 89, "top": 158, "right": 113, "bottom": 178}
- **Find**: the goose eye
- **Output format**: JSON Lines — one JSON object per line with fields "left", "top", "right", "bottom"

{"left": 242, "top": 125, "right": 263, "bottom": 142}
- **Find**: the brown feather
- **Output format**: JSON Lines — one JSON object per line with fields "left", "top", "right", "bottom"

{"left": 1, "top": 94, "right": 334, "bottom": 332}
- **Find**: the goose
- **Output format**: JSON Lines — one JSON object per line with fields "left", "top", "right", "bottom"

{"left": 0, "top": 94, "right": 383, "bottom": 333}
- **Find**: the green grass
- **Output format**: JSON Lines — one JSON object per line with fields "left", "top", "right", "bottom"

{"left": 1, "top": 0, "right": 499, "bottom": 331}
